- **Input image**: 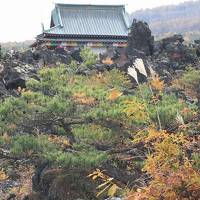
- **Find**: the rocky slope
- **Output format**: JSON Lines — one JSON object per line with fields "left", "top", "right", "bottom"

{"left": 0, "top": 21, "right": 200, "bottom": 200}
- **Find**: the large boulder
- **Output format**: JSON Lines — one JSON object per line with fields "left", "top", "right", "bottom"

{"left": 1, "top": 62, "right": 38, "bottom": 89}
{"left": 0, "top": 80, "right": 11, "bottom": 98}
{"left": 0, "top": 58, "right": 40, "bottom": 101}
{"left": 0, "top": 64, "right": 9, "bottom": 98}
{"left": 153, "top": 35, "right": 198, "bottom": 68}
{"left": 127, "top": 19, "right": 154, "bottom": 58}
{"left": 150, "top": 35, "right": 199, "bottom": 80}
{"left": 14, "top": 49, "right": 73, "bottom": 67}
{"left": 0, "top": 48, "right": 74, "bottom": 99}
{"left": 30, "top": 160, "right": 97, "bottom": 200}
{"left": 33, "top": 49, "right": 72, "bottom": 66}
{"left": 70, "top": 49, "right": 83, "bottom": 63}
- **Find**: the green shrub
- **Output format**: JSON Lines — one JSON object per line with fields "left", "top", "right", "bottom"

{"left": 0, "top": 97, "right": 27, "bottom": 133}
{"left": 192, "top": 153, "right": 200, "bottom": 170}
{"left": 10, "top": 135, "right": 40, "bottom": 156}
{"left": 0, "top": 136, "right": 6, "bottom": 146}
{"left": 103, "top": 69, "right": 132, "bottom": 91}
{"left": 134, "top": 85, "right": 196, "bottom": 128}
{"left": 80, "top": 47, "right": 98, "bottom": 68}
{"left": 179, "top": 67, "right": 200, "bottom": 89}
{"left": 27, "top": 66, "right": 71, "bottom": 97}
{"left": 56, "top": 126, "right": 66, "bottom": 136}
{"left": 73, "top": 124, "right": 116, "bottom": 144}
{"left": 9, "top": 134, "right": 107, "bottom": 168}
{"left": 69, "top": 60, "right": 79, "bottom": 70}
{"left": 10, "top": 135, "right": 56, "bottom": 156}
{"left": 43, "top": 144, "right": 107, "bottom": 169}
{"left": 148, "top": 94, "right": 185, "bottom": 127}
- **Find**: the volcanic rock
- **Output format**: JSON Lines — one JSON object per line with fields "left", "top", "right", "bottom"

{"left": 127, "top": 19, "right": 154, "bottom": 58}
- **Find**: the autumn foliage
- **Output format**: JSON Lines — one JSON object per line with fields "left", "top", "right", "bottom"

{"left": 0, "top": 51, "right": 199, "bottom": 199}
{"left": 127, "top": 130, "right": 200, "bottom": 200}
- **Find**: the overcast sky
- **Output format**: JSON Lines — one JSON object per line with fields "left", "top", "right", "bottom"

{"left": 0, "top": 0, "right": 194, "bottom": 42}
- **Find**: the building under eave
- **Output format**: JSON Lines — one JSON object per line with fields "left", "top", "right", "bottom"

{"left": 33, "top": 4, "right": 131, "bottom": 54}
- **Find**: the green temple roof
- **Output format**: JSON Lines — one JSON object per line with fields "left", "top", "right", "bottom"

{"left": 43, "top": 4, "right": 131, "bottom": 38}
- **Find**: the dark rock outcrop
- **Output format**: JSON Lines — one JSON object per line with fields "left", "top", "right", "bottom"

{"left": 1, "top": 63, "right": 38, "bottom": 89}
{"left": 30, "top": 160, "right": 97, "bottom": 200}
{"left": 127, "top": 19, "right": 154, "bottom": 58}
{"left": 147, "top": 34, "right": 200, "bottom": 80}
{"left": 1, "top": 24, "right": 200, "bottom": 199}
{"left": 19, "top": 49, "right": 72, "bottom": 67}
{"left": 0, "top": 48, "right": 74, "bottom": 99}
{"left": 0, "top": 59, "right": 39, "bottom": 100}
{"left": 153, "top": 34, "right": 197, "bottom": 66}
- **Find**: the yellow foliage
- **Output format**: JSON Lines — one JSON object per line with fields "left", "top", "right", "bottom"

{"left": 145, "top": 128, "right": 166, "bottom": 143}
{"left": 48, "top": 135, "right": 71, "bottom": 148}
{"left": 108, "top": 184, "right": 119, "bottom": 197}
{"left": 107, "top": 88, "right": 123, "bottom": 101}
{"left": 133, "top": 128, "right": 186, "bottom": 146}
{"left": 72, "top": 92, "right": 96, "bottom": 105}
{"left": 96, "top": 73, "right": 104, "bottom": 79}
{"left": 88, "top": 169, "right": 105, "bottom": 180}
{"left": 17, "top": 87, "right": 26, "bottom": 94}
{"left": 102, "top": 57, "right": 114, "bottom": 65}
{"left": 1, "top": 133, "right": 11, "bottom": 144}
{"left": 10, "top": 185, "right": 30, "bottom": 197}
{"left": 127, "top": 165, "right": 200, "bottom": 200}
{"left": 150, "top": 76, "right": 164, "bottom": 91}
{"left": 0, "top": 169, "right": 8, "bottom": 181}
{"left": 7, "top": 123, "right": 17, "bottom": 130}
{"left": 121, "top": 100, "right": 148, "bottom": 122}
{"left": 126, "top": 130, "right": 200, "bottom": 200}
{"left": 88, "top": 169, "right": 120, "bottom": 197}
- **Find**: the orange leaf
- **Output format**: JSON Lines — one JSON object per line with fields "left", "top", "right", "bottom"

{"left": 102, "top": 57, "right": 114, "bottom": 65}
{"left": 108, "top": 89, "right": 123, "bottom": 101}
{"left": 150, "top": 77, "right": 164, "bottom": 91}
{"left": 0, "top": 169, "right": 8, "bottom": 181}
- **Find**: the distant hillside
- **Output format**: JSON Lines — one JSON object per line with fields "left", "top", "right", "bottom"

{"left": 131, "top": 0, "right": 200, "bottom": 40}
{"left": 1, "top": 40, "right": 34, "bottom": 53}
